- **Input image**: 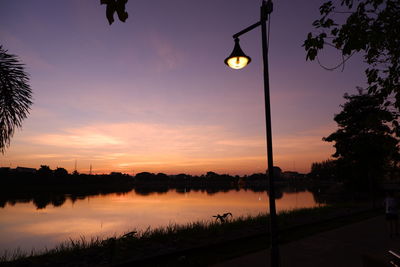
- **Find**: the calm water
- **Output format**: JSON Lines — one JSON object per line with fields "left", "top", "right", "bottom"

{"left": 0, "top": 189, "right": 320, "bottom": 253}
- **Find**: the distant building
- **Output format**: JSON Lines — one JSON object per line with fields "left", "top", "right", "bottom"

{"left": 15, "top": 167, "right": 36, "bottom": 173}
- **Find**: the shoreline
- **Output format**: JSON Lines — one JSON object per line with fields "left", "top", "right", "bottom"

{"left": 0, "top": 204, "right": 381, "bottom": 266}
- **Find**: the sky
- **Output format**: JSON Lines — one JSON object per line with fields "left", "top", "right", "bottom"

{"left": 0, "top": 0, "right": 368, "bottom": 175}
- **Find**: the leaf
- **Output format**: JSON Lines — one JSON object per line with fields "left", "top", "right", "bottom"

{"left": 306, "top": 0, "right": 400, "bottom": 111}
{"left": 100, "top": 0, "right": 128, "bottom": 25}
{"left": 0, "top": 46, "right": 32, "bottom": 153}
{"left": 307, "top": 48, "right": 318, "bottom": 61}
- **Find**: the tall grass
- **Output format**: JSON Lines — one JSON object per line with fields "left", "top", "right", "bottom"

{"left": 1, "top": 205, "right": 370, "bottom": 266}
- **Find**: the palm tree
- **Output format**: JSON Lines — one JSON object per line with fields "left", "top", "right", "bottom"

{"left": 0, "top": 45, "right": 32, "bottom": 153}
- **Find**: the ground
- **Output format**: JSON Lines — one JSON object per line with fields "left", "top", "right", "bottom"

{"left": 213, "top": 215, "right": 399, "bottom": 267}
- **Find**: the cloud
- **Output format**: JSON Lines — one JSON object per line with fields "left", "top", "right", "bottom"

{"left": 215, "top": 139, "right": 265, "bottom": 147}
{"left": 147, "top": 31, "right": 185, "bottom": 71}
{"left": 28, "top": 122, "right": 225, "bottom": 153}
{"left": 4, "top": 121, "right": 335, "bottom": 174}
{"left": 25, "top": 154, "right": 63, "bottom": 159}
{"left": 14, "top": 122, "right": 263, "bottom": 173}
{"left": 0, "top": 28, "right": 54, "bottom": 71}
{"left": 31, "top": 131, "right": 123, "bottom": 149}
{"left": 272, "top": 124, "right": 336, "bottom": 171}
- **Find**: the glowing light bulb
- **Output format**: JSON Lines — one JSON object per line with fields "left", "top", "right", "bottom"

{"left": 224, "top": 38, "right": 251, "bottom": 70}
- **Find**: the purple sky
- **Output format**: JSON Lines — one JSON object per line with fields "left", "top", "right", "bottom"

{"left": 0, "top": 0, "right": 367, "bottom": 175}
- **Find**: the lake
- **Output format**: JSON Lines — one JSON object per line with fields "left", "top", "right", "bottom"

{"left": 0, "top": 188, "right": 321, "bottom": 254}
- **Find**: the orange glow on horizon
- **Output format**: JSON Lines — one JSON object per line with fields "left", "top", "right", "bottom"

{"left": 1, "top": 122, "right": 335, "bottom": 175}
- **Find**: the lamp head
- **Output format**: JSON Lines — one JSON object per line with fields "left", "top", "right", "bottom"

{"left": 224, "top": 38, "right": 251, "bottom": 69}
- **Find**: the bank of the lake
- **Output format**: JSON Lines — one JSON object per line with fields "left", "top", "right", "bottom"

{"left": 0, "top": 204, "right": 381, "bottom": 267}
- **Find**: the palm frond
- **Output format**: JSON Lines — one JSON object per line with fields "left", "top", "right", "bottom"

{"left": 0, "top": 45, "right": 32, "bottom": 153}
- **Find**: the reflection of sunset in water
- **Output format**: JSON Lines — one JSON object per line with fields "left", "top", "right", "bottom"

{"left": 0, "top": 189, "right": 320, "bottom": 252}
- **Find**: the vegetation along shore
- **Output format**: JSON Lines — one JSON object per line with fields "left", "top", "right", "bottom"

{"left": 0, "top": 204, "right": 381, "bottom": 267}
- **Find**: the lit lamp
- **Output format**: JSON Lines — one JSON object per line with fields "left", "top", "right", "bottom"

{"left": 224, "top": 1, "right": 280, "bottom": 266}
{"left": 224, "top": 38, "right": 251, "bottom": 69}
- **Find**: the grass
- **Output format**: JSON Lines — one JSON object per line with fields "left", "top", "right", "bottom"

{"left": 0, "top": 204, "right": 381, "bottom": 266}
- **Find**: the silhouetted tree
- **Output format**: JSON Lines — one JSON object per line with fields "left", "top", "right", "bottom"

{"left": 247, "top": 173, "right": 266, "bottom": 181}
{"left": 267, "top": 187, "right": 284, "bottom": 200}
{"left": 54, "top": 167, "right": 68, "bottom": 177}
{"left": 310, "top": 159, "right": 338, "bottom": 180}
{"left": 135, "top": 172, "right": 155, "bottom": 182}
{"left": 304, "top": 0, "right": 400, "bottom": 122}
{"left": 100, "top": 0, "right": 129, "bottom": 25}
{"left": 33, "top": 194, "right": 52, "bottom": 209}
{"left": 0, "top": 46, "right": 32, "bottom": 153}
{"left": 37, "top": 165, "right": 52, "bottom": 177}
{"left": 267, "top": 166, "right": 282, "bottom": 179}
{"left": 0, "top": 167, "right": 10, "bottom": 177}
{"left": 51, "top": 195, "right": 66, "bottom": 207}
{"left": 206, "top": 171, "right": 218, "bottom": 178}
{"left": 156, "top": 172, "right": 169, "bottom": 180}
{"left": 324, "top": 89, "right": 399, "bottom": 190}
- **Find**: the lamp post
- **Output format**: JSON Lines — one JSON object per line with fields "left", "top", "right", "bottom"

{"left": 224, "top": 1, "right": 279, "bottom": 266}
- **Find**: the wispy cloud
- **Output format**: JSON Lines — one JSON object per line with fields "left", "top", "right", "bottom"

{"left": 147, "top": 31, "right": 185, "bottom": 71}
{"left": 215, "top": 139, "right": 265, "bottom": 147}
{"left": 31, "top": 132, "right": 123, "bottom": 149}
{"left": 272, "top": 124, "right": 336, "bottom": 171}
{"left": 0, "top": 28, "right": 54, "bottom": 71}
{"left": 4, "top": 121, "right": 335, "bottom": 174}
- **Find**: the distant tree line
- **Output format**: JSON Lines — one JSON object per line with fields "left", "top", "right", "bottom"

{"left": 0, "top": 165, "right": 310, "bottom": 205}
{"left": 0, "top": 167, "right": 307, "bottom": 189}
{"left": 0, "top": 165, "right": 133, "bottom": 189}
{"left": 0, "top": 165, "right": 316, "bottom": 210}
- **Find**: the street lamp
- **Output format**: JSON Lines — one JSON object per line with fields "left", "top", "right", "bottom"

{"left": 224, "top": 38, "right": 251, "bottom": 69}
{"left": 224, "top": 1, "right": 280, "bottom": 266}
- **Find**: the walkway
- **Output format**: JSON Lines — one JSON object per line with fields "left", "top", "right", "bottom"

{"left": 213, "top": 216, "right": 400, "bottom": 267}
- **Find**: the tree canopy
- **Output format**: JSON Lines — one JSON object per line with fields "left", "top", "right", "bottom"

{"left": 304, "top": 0, "right": 400, "bottom": 111}
{"left": 0, "top": 46, "right": 32, "bottom": 153}
{"left": 323, "top": 89, "right": 399, "bottom": 188}
{"left": 310, "top": 159, "right": 338, "bottom": 180}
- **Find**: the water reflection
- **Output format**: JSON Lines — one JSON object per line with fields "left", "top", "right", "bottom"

{"left": 0, "top": 185, "right": 314, "bottom": 210}
{"left": 0, "top": 188, "right": 320, "bottom": 253}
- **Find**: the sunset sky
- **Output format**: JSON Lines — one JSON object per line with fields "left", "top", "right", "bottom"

{"left": 0, "top": 0, "right": 367, "bottom": 175}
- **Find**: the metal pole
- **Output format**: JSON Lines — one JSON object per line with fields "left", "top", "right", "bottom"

{"left": 261, "top": 1, "right": 280, "bottom": 266}
{"left": 233, "top": 21, "right": 262, "bottom": 39}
